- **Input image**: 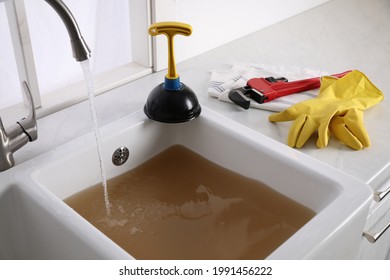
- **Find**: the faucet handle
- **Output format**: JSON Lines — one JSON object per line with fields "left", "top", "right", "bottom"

{"left": 17, "top": 81, "right": 37, "bottom": 141}
{"left": 0, "top": 81, "right": 37, "bottom": 171}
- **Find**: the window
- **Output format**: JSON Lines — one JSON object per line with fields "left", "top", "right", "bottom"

{"left": 1, "top": 0, "right": 152, "bottom": 118}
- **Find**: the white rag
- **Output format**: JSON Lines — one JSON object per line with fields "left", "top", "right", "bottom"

{"left": 208, "top": 64, "right": 329, "bottom": 112}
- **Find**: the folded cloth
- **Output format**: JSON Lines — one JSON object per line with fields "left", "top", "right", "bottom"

{"left": 208, "top": 64, "right": 328, "bottom": 112}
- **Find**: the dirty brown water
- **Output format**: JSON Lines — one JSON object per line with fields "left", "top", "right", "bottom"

{"left": 65, "top": 145, "right": 315, "bottom": 259}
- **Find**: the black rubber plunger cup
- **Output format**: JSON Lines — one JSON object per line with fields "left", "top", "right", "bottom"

{"left": 144, "top": 21, "right": 201, "bottom": 123}
{"left": 144, "top": 80, "right": 201, "bottom": 123}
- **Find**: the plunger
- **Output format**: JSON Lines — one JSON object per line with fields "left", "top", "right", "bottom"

{"left": 144, "top": 22, "right": 201, "bottom": 123}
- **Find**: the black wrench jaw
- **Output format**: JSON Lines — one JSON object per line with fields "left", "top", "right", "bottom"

{"left": 228, "top": 86, "right": 267, "bottom": 109}
{"left": 228, "top": 87, "right": 251, "bottom": 109}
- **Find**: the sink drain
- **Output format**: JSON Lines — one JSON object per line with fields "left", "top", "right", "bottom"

{"left": 112, "top": 146, "right": 129, "bottom": 166}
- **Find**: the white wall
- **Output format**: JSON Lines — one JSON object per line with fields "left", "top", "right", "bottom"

{"left": 153, "top": 0, "right": 330, "bottom": 71}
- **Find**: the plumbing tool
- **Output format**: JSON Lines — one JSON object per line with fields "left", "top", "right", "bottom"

{"left": 144, "top": 22, "right": 201, "bottom": 123}
{"left": 228, "top": 70, "right": 352, "bottom": 109}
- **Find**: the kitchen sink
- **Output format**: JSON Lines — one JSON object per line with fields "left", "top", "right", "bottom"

{"left": 2, "top": 107, "right": 372, "bottom": 259}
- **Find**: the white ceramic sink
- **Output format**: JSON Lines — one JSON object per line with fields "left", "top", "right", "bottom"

{"left": 0, "top": 182, "right": 128, "bottom": 259}
{"left": 2, "top": 107, "right": 372, "bottom": 259}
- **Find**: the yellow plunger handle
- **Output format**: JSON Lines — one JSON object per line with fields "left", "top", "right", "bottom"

{"left": 148, "top": 22, "right": 192, "bottom": 80}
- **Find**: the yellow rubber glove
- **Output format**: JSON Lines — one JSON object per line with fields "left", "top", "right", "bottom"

{"left": 268, "top": 70, "right": 383, "bottom": 149}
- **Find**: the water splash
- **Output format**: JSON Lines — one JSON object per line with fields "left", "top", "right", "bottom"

{"left": 80, "top": 59, "right": 111, "bottom": 215}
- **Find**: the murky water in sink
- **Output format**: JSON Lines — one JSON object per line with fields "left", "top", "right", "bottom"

{"left": 65, "top": 145, "right": 315, "bottom": 259}
{"left": 80, "top": 60, "right": 110, "bottom": 215}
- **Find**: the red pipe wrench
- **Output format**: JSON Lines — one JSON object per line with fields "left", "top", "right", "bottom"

{"left": 228, "top": 70, "right": 352, "bottom": 109}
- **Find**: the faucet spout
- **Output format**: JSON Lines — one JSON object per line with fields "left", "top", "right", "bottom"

{"left": 44, "top": 0, "right": 91, "bottom": 61}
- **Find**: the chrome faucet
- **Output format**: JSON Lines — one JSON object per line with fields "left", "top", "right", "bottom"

{"left": 0, "top": 0, "right": 90, "bottom": 171}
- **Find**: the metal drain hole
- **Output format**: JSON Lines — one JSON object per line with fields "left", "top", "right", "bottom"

{"left": 112, "top": 146, "right": 129, "bottom": 166}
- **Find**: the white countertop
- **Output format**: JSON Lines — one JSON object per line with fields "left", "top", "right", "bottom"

{"left": 10, "top": 0, "right": 390, "bottom": 189}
